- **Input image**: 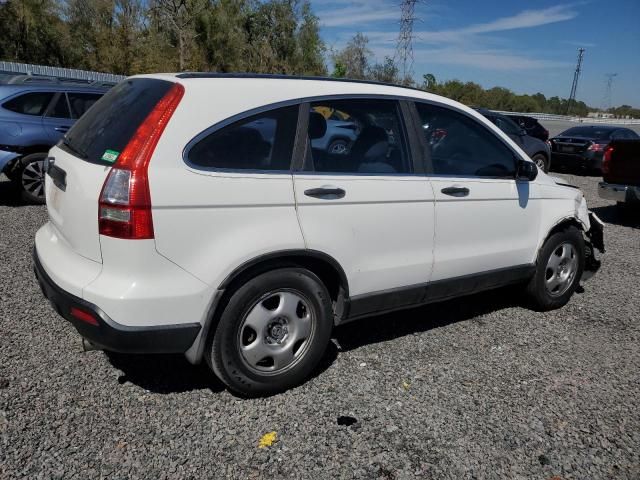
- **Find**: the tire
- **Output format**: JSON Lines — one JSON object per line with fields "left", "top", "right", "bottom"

{"left": 13, "top": 153, "right": 47, "bottom": 204}
{"left": 525, "top": 226, "right": 584, "bottom": 311}
{"left": 207, "top": 268, "right": 333, "bottom": 397}
{"left": 531, "top": 153, "right": 548, "bottom": 173}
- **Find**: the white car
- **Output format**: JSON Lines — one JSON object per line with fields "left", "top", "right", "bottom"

{"left": 34, "top": 74, "right": 605, "bottom": 396}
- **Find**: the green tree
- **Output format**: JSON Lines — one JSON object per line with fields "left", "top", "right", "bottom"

{"left": 331, "top": 32, "right": 371, "bottom": 80}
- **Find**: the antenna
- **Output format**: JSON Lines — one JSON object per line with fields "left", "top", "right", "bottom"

{"left": 394, "top": 0, "right": 422, "bottom": 83}
{"left": 602, "top": 73, "right": 618, "bottom": 112}
{"left": 566, "top": 48, "right": 585, "bottom": 115}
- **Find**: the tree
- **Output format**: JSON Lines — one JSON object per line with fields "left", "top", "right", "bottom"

{"left": 151, "top": 0, "right": 206, "bottom": 71}
{"left": 331, "top": 32, "right": 371, "bottom": 80}
{"left": 422, "top": 73, "right": 436, "bottom": 91}
{"left": 368, "top": 56, "right": 398, "bottom": 84}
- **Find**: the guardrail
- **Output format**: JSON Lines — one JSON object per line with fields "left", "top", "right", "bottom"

{"left": 0, "top": 61, "right": 125, "bottom": 84}
{"left": 493, "top": 110, "right": 640, "bottom": 125}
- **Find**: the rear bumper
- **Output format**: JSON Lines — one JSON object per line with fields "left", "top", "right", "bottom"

{"left": 552, "top": 152, "right": 601, "bottom": 170}
{"left": 34, "top": 248, "right": 201, "bottom": 354}
{"left": 598, "top": 182, "right": 640, "bottom": 204}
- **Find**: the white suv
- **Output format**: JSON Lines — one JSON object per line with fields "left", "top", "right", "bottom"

{"left": 34, "top": 74, "right": 605, "bottom": 396}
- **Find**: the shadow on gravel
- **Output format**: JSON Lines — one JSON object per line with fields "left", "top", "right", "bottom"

{"left": 0, "top": 178, "right": 21, "bottom": 207}
{"left": 591, "top": 205, "right": 639, "bottom": 229}
{"left": 105, "top": 344, "right": 339, "bottom": 396}
{"left": 106, "top": 352, "right": 226, "bottom": 394}
{"left": 333, "top": 286, "right": 522, "bottom": 351}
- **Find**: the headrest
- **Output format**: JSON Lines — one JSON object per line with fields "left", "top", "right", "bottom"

{"left": 309, "top": 111, "right": 327, "bottom": 139}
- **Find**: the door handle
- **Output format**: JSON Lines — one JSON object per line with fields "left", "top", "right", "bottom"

{"left": 441, "top": 186, "right": 470, "bottom": 197}
{"left": 54, "top": 126, "right": 69, "bottom": 132}
{"left": 304, "top": 187, "right": 346, "bottom": 199}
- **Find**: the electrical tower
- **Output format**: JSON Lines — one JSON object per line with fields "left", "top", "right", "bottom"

{"left": 566, "top": 48, "right": 585, "bottom": 115}
{"left": 602, "top": 73, "right": 618, "bottom": 112}
{"left": 394, "top": 0, "right": 422, "bottom": 82}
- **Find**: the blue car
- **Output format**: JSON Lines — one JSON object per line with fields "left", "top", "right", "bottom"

{"left": 0, "top": 80, "right": 108, "bottom": 203}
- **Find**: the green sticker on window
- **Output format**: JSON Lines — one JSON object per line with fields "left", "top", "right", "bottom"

{"left": 101, "top": 149, "right": 120, "bottom": 163}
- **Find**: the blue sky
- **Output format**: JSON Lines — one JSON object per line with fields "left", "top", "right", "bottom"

{"left": 313, "top": 0, "right": 640, "bottom": 108}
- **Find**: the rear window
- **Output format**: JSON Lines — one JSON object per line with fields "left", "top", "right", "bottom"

{"left": 3, "top": 92, "right": 54, "bottom": 116}
{"left": 560, "top": 127, "right": 613, "bottom": 140}
{"left": 60, "top": 79, "right": 173, "bottom": 164}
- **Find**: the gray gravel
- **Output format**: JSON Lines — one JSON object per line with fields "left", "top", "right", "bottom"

{"left": 1, "top": 173, "right": 639, "bottom": 479}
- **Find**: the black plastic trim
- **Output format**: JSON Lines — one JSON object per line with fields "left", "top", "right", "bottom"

{"left": 33, "top": 248, "right": 201, "bottom": 354}
{"left": 346, "top": 264, "right": 535, "bottom": 321}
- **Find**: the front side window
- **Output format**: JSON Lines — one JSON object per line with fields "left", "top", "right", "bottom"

{"left": 2, "top": 92, "right": 54, "bottom": 116}
{"left": 188, "top": 106, "right": 298, "bottom": 171}
{"left": 416, "top": 102, "right": 517, "bottom": 177}
{"left": 305, "top": 99, "right": 411, "bottom": 174}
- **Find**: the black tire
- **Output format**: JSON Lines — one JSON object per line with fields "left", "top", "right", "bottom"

{"left": 207, "top": 268, "right": 333, "bottom": 397}
{"left": 13, "top": 152, "right": 47, "bottom": 204}
{"left": 525, "top": 226, "right": 584, "bottom": 311}
{"left": 531, "top": 153, "right": 548, "bottom": 173}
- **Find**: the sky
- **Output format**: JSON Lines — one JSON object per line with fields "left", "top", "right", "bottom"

{"left": 312, "top": 0, "right": 640, "bottom": 108}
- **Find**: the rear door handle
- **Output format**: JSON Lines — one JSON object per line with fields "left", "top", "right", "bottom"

{"left": 441, "top": 186, "right": 470, "bottom": 197}
{"left": 304, "top": 187, "right": 346, "bottom": 199}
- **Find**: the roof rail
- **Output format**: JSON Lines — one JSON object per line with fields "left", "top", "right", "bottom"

{"left": 176, "top": 72, "right": 427, "bottom": 94}
{"left": 0, "top": 74, "right": 117, "bottom": 88}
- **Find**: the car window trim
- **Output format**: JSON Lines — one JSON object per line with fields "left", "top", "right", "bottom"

{"left": 183, "top": 94, "right": 431, "bottom": 176}
{"left": 412, "top": 99, "right": 524, "bottom": 178}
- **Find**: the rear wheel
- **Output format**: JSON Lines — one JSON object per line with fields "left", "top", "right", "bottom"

{"left": 532, "top": 153, "right": 548, "bottom": 173}
{"left": 14, "top": 153, "right": 47, "bottom": 204}
{"left": 207, "top": 268, "right": 333, "bottom": 397}
{"left": 525, "top": 226, "right": 584, "bottom": 311}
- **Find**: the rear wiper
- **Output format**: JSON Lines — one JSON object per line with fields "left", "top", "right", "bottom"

{"left": 61, "top": 138, "right": 88, "bottom": 159}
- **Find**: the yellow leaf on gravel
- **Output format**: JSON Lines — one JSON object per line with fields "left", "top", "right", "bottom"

{"left": 402, "top": 380, "right": 410, "bottom": 391}
{"left": 258, "top": 431, "right": 277, "bottom": 449}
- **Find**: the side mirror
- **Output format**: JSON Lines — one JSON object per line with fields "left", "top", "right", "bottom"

{"left": 516, "top": 159, "right": 538, "bottom": 181}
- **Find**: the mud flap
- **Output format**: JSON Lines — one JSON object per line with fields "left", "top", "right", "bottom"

{"left": 583, "top": 212, "right": 605, "bottom": 281}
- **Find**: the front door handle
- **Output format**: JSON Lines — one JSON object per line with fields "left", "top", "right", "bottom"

{"left": 54, "top": 126, "right": 69, "bottom": 132}
{"left": 441, "top": 186, "right": 470, "bottom": 197}
{"left": 304, "top": 187, "right": 346, "bottom": 199}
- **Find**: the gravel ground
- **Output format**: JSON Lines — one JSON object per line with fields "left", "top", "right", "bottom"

{"left": 1, "top": 173, "right": 638, "bottom": 480}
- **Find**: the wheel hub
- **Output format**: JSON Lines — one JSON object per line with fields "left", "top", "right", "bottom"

{"left": 266, "top": 317, "right": 289, "bottom": 344}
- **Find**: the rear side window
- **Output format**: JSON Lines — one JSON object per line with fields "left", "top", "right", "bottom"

{"left": 60, "top": 79, "right": 173, "bottom": 164}
{"left": 3, "top": 92, "right": 54, "bottom": 116}
{"left": 187, "top": 106, "right": 298, "bottom": 171}
{"left": 304, "top": 99, "right": 411, "bottom": 174}
{"left": 68, "top": 92, "right": 102, "bottom": 118}
{"left": 416, "top": 102, "right": 516, "bottom": 177}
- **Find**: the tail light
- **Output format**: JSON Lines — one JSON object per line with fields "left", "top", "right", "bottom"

{"left": 99, "top": 83, "right": 184, "bottom": 239}
{"left": 70, "top": 307, "right": 99, "bottom": 326}
{"left": 587, "top": 142, "right": 604, "bottom": 152}
{"left": 602, "top": 146, "right": 614, "bottom": 175}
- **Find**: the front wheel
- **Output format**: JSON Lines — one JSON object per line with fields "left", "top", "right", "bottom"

{"left": 207, "top": 268, "right": 333, "bottom": 397}
{"left": 13, "top": 153, "right": 47, "bottom": 204}
{"left": 525, "top": 226, "right": 584, "bottom": 311}
{"left": 531, "top": 153, "right": 549, "bottom": 173}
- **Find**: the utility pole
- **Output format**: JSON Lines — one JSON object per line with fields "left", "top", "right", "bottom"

{"left": 566, "top": 48, "right": 585, "bottom": 115}
{"left": 394, "top": 0, "right": 422, "bottom": 83}
{"left": 602, "top": 73, "right": 618, "bottom": 112}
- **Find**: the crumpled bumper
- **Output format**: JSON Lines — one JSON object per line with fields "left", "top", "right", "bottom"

{"left": 583, "top": 212, "right": 605, "bottom": 281}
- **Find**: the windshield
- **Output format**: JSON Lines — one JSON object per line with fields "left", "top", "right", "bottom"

{"left": 560, "top": 127, "right": 613, "bottom": 140}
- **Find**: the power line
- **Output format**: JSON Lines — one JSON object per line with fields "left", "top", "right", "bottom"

{"left": 566, "top": 48, "right": 585, "bottom": 115}
{"left": 394, "top": 0, "right": 422, "bottom": 82}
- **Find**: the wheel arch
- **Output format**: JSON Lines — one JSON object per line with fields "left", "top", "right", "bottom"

{"left": 185, "top": 250, "right": 349, "bottom": 365}
{"left": 536, "top": 216, "right": 586, "bottom": 264}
